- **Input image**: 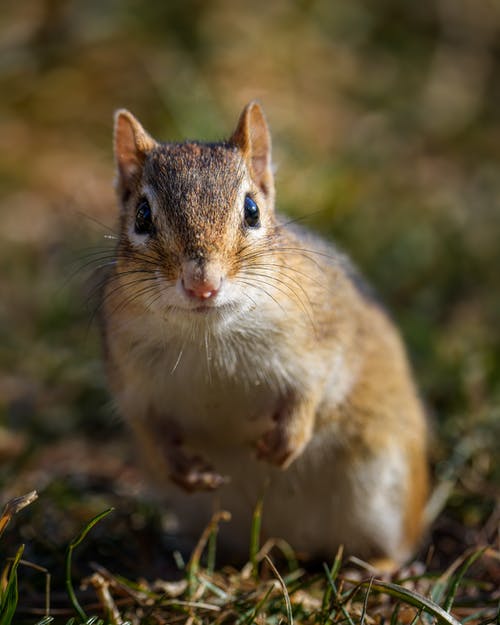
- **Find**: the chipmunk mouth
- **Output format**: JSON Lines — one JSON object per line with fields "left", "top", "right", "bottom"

{"left": 188, "top": 298, "right": 249, "bottom": 319}
{"left": 191, "top": 300, "right": 240, "bottom": 314}
{"left": 161, "top": 298, "right": 252, "bottom": 328}
{"left": 166, "top": 301, "right": 233, "bottom": 315}
{"left": 191, "top": 304, "right": 218, "bottom": 314}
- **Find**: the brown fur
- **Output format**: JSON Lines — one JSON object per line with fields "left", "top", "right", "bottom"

{"left": 101, "top": 102, "right": 429, "bottom": 564}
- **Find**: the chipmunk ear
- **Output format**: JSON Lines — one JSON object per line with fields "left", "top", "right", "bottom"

{"left": 231, "top": 101, "right": 273, "bottom": 197}
{"left": 114, "top": 109, "right": 157, "bottom": 194}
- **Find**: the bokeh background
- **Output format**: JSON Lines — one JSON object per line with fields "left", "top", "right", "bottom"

{"left": 0, "top": 0, "right": 499, "bottom": 598}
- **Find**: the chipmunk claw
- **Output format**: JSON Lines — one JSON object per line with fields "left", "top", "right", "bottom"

{"left": 170, "top": 455, "right": 229, "bottom": 492}
{"left": 255, "top": 428, "right": 296, "bottom": 468}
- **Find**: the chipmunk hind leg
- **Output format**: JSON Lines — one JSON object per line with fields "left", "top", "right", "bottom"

{"left": 347, "top": 444, "right": 419, "bottom": 564}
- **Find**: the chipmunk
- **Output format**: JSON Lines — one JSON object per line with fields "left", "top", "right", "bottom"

{"left": 101, "top": 102, "right": 429, "bottom": 565}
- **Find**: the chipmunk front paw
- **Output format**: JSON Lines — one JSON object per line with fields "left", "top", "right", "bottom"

{"left": 256, "top": 427, "right": 292, "bottom": 467}
{"left": 255, "top": 396, "right": 314, "bottom": 468}
{"left": 170, "top": 454, "right": 229, "bottom": 492}
{"left": 256, "top": 425, "right": 306, "bottom": 469}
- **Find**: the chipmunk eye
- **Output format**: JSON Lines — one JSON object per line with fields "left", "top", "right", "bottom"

{"left": 135, "top": 198, "right": 154, "bottom": 235}
{"left": 244, "top": 195, "right": 260, "bottom": 228}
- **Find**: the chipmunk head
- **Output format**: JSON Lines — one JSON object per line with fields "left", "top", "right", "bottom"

{"left": 113, "top": 102, "right": 277, "bottom": 325}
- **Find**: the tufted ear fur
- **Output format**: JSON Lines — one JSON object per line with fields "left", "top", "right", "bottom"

{"left": 230, "top": 101, "right": 273, "bottom": 197}
{"left": 114, "top": 109, "right": 157, "bottom": 195}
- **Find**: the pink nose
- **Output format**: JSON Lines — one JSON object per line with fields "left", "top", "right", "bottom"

{"left": 182, "top": 279, "right": 220, "bottom": 300}
{"left": 181, "top": 260, "right": 222, "bottom": 301}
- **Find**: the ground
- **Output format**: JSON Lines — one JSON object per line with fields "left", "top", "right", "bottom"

{"left": 0, "top": 1, "right": 498, "bottom": 623}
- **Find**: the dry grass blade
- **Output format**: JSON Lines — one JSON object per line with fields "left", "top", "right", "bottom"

{"left": 85, "top": 572, "right": 123, "bottom": 625}
{"left": 264, "top": 555, "right": 293, "bottom": 624}
{"left": 0, "top": 491, "right": 38, "bottom": 539}
{"left": 186, "top": 510, "right": 231, "bottom": 596}
{"left": 17, "top": 560, "right": 51, "bottom": 618}
{"left": 241, "top": 536, "right": 299, "bottom": 581}
{"left": 360, "top": 577, "right": 374, "bottom": 625}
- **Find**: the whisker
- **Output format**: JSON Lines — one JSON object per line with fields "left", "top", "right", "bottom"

{"left": 234, "top": 231, "right": 343, "bottom": 273}
{"left": 142, "top": 285, "right": 169, "bottom": 319}
{"left": 204, "top": 327, "right": 212, "bottom": 383}
{"left": 244, "top": 263, "right": 317, "bottom": 306}
{"left": 75, "top": 210, "right": 119, "bottom": 236}
{"left": 273, "top": 244, "right": 341, "bottom": 264}
{"left": 105, "top": 282, "right": 164, "bottom": 318}
{"left": 235, "top": 278, "right": 286, "bottom": 315}
{"left": 241, "top": 290, "right": 258, "bottom": 310}
{"left": 240, "top": 269, "right": 309, "bottom": 310}
{"left": 250, "top": 259, "right": 334, "bottom": 296}
{"left": 61, "top": 259, "right": 116, "bottom": 292}
{"left": 69, "top": 248, "right": 162, "bottom": 285}
{"left": 239, "top": 270, "right": 315, "bottom": 330}
{"left": 89, "top": 274, "right": 169, "bottom": 324}
{"left": 171, "top": 345, "right": 185, "bottom": 374}
{"left": 243, "top": 247, "right": 326, "bottom": 274}
{"left": 86, "top": 269, "right": 159, "bottom": 305}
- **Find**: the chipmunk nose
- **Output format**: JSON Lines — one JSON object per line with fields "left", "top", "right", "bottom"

{"left": 181, "top": 259, "right": 222, "bottom": 301}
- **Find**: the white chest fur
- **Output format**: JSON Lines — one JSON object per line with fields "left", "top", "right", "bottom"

{"left": 114, "top": 308, "right": 313, "bottom": 448}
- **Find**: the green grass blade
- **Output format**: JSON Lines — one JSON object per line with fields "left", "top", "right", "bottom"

{"left": 273, "top": 538, "right": 299, "bottom": 573}
{"left": 69, "top": 508, "right": 115, "bottom": 551}
{"left": 442, "top": 547, "right": 487, "bottom": 612}
{"left": 65, "top": 508, "right": 114, "bottom": 622}
{"left": 390, "top": 602, "right": 401, "bottom": 625}
{"left": 323, "top": 559, "right": 355, "bottom": 625}
{"left": 363, "top": 580, "right": 462, "bottom": 625}
{"left": 206, "top": 524, "right": 218, "bottom": 575}
{"left": 239, "top": 584, "right": 274, "bottom": 625}
{"left": 0, "top": 544, "right": 24, "bottom": 625}
{"left": 429, "top": 576, "right": 448, "bottom": 606}
{"left": 409, "top": 607, "right": 424, "bottom": 625}
{"left": 321, "top": 545, "right": 344, "bottom": 618}
{"left": 249, "top": 497, "right": 263, "bottom": 580}
{"left": 196, "top": 573, "right": 229, "bottom": 600}
{"left": 360, "top": 577, "right": 373, "bottom": 625}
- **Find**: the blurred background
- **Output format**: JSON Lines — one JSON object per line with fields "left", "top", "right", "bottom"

{"left": 0, "top": 0, "right": 499, "bottom": 591}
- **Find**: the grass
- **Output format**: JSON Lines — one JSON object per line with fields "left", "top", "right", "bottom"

{"left": 1, "top": 492, "right": 498, "bottom": 625}
{"left": 0, "top": 1, "right": 499, "bottom": 623}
